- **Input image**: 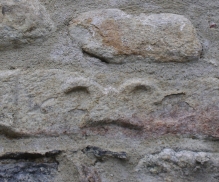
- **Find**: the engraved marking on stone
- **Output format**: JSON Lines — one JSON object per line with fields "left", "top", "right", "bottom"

{"left": 154, "top": 92, "right": 186, "bottom": 105}
{"left": 62, "top": 77, "right": 103, "bottom": 95}
{"left": 62, "top": 78, "right": 157, "bottom": 96}
{"left": 80, "top": 117, "right": 144, "bottom": 130}
{"left": 119, "top": 78, "right": 156, "bottom": 94}
{"left": 62, "top": 77, "right": 157, "bottom": 129}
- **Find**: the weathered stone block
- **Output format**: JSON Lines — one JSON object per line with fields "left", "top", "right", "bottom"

{"left": 135, "top": 149, "right": 219, "bottom": 182}
{"left": 0, "top": 0, "right": 55, "bottom": 48}
{"left": 69, "top": 9, "right": 202, "bottom": 63}
{"left": 0, "top": 70, "right": 218, "bottom": 139}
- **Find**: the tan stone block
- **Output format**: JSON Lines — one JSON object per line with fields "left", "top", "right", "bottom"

{"left": 69, "top": 9, "right": 202, "bottom": 63}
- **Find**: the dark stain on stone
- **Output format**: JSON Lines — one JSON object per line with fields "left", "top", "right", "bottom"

{"left": 2, "top": 6, "right": 12, "bottom": 15}
{"left": 82, "top": 145, "right": 127, "bottom": 160}
{"left": 214, "top": 175, "right": 219, "bottom": 180}
{"left": 0, "top": 162, "right": 58, "bottom": 182}
{"left": 0, "top": 151, "right": 61, "bottom": 182}
{"left": 0, "top": 150, "right": 62, "bottom": 161}
{"left": 0, "top": 124, "right": 26, "bottom": 139}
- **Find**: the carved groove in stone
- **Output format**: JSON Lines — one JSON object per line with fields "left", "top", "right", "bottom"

{"left": 119, "top": 78, "right": 157, "bottom": 94}
{"left": 62, "top": 77, "right": 103, "bottom": 95}
{"left": 62, "top": 77, "right": 158, "bottom": 95}
{"left": 79, "top": 118, "right": 144, "bottom": 130}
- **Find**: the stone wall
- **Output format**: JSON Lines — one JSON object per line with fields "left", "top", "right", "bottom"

{"left": 0, "top": 0, "right": 219, "bottom": 181}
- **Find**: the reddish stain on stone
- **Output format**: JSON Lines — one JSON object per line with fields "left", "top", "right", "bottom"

{"left": 82, "top": 106, "right": 219, "bottom": 139}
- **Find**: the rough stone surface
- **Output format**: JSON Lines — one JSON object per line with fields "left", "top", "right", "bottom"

{"left": 0, "top": 0, "right": 219, "bottom": 181}
{"left": 135, "top": 149, "right": 219, "bottom": 182}
{"left": 0, "top": 0, "right": 55, "bottom": 49}
{"left": 69, "top": 9, "right": 202, "bottom": 63}
{"left": 0, "top": 151, "right": 59, "bottom": 182}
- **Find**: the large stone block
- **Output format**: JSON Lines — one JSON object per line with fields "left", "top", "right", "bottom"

{"left": 0, "top": 0, "right": 55, "bottom": 48}
{"left": 69, "top": 9, "right": 202, "bottom": 63}
{"left": 0, "top": 70, "right": 218, "bottom": 139}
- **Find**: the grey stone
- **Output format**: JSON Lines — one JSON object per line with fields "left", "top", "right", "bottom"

{"left": 135, "top": 149, "right": 219, "bottom": 182}
{"left": 0, "top": 0, "right": 55, "bottom": 48}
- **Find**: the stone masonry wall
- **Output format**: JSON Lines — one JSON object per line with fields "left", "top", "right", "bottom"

{"left": 0, "top": 0, "right": 219, "bottom": 181}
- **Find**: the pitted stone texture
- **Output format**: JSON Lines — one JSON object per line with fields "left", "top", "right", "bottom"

{"left": 135, "top": 149, "right": 219, "bottom": 182}
{"left": 0, "top": 0, "right": 55, "bottom": 48}
{"left": 69, "top": 9, "right": 202, "bottom": 63}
